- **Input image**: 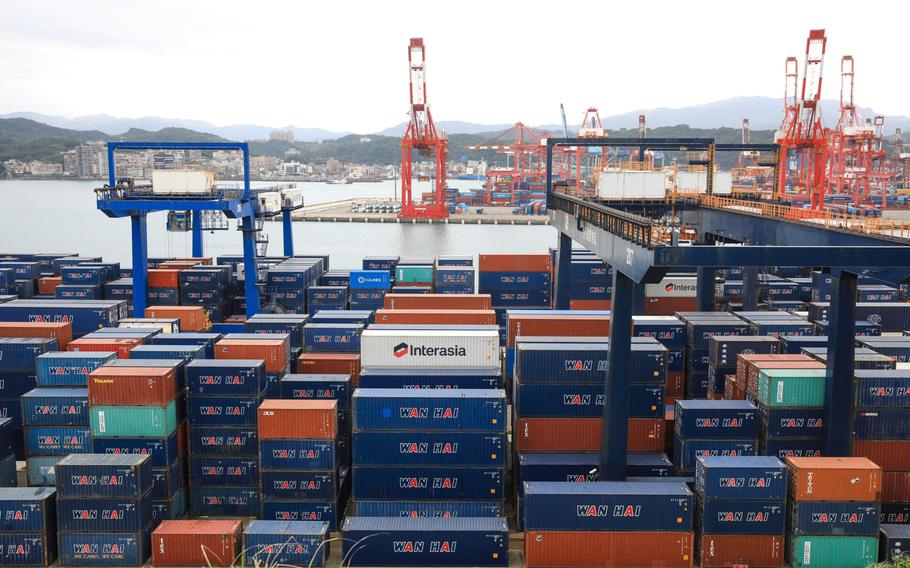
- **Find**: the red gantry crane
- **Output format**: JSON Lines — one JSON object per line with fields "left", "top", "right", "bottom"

{"left": 399, "top": 38, "right": 448, "bottom": 219}
{"left": 464, "top": 122, "right": 549, "bottom": 205}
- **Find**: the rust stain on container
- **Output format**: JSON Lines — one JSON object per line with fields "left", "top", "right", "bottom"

{"left": 699, "top": 534, "right": 784, "bottom": 567}
{"left": 853, "top": 440, "right": 910, "bottom": 471}
{"left": 374, "top": 309, "right": 496, "bottom": 325}
{"left": 258, "top": 399, "right": 337, "bottom": 440}
{"left": 383, "top": 294, "right": 492, "bottom": 310}
{"left": 151, "top": 519, "right": 241, "bottom": 566}
{"left": 515, "top": 418, "right": 663, "bottom": 452}
{"left": 0, "top": 322, "right": 72, "bottom": 348}
{"left": 88, "top": 366, "right": 177, "bottom": 406}
{"left": 68, "top": 337, "right": 142, "bottom": 359}
{"left": 525, "top": 530, "right": 693, "bottom": 567}
{"left": 216, "top": 338, "right": 287, "bottom": 373}
{"left": 507, "top": 314, "right": 611, "bottom": 347}
{"left": 786, "top": 457, "right": 881, "bottom": 501}
{"left": 298, "top": 353, "right": 361, "bottom": 385}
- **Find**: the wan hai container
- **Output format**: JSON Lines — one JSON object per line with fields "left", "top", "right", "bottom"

{"left": 353, "top": 389, "right": 506, "bottom": 431}
{"left": 360, "top": 329, "right": 499, "bottom": 368}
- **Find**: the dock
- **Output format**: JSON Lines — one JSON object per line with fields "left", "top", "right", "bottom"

{"left": 288, "top": 199, "right": 549, "bottom": 225}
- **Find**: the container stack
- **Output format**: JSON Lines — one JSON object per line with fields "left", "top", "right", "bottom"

{"left": 265, "top": 259, "right": 326, "bottom": 315}
{"left": 0, "top": 488, "right": 56, "bottom": 567}
{"left": 679, "top": 313, "right": 750, "bottom": 399}
{"left": 151, "top": 519, "right": 241, "bottom": 567}
{"left": 146, "top": 268, "right": 181, "bottom": 307}
{"left": 348, "top": 269, "right": 391, "bottom": 310}
{"left": 853, "top": 369, "right": 910, "bottom": 523}
{"left": 87, "top": 363, "right": 184, "bottom": 521}
{"left": 435, "top": 256, "right": 475, "bottom": 294}
{"left": 706, "top": 336, "right": 780, "bottom": 398}
{"left": 306, "top": 286, "right": 348, "bottom": 315}
{"left": 57, "top": 265, "right": 109, "bottom": 301}
{"left": 786, "top": 457, "right": 882, "bottom": 567}
{"left": 244, "top": 520, "right": 329, "bottom": 568}
{"left": 216, "top": 332, "right": 290, "bottom": 397}
{"left": 280, "top": 372, "right": 352, "bottom": 471}
{"left": 522, "top": 481, "right": 694, "bottom": 568}
{"left": 362, "top": 257, "right": 399, "bottom": 288}
{"left": 258, "top": 399, "right": 347, "bottom": 530}
{"left": 0, "top": 337, "right": 58, "bottom": 459}
{"left": 695, "top": 456, "right": 788, "bottom": 567}
{"left": 634, "top": 315, "right": 687, "bottom": 406}
{"left": 479, "top": 255, "right": 552, "bottom": 336}
{"left": 55, "top": 454, "right": 154, "bottom": 567}
{"left": 22, "top": 387, "right": 90, "bottom": 486}
{"left": 566, "top": 252, "right": 612, "bottom": 310}
{"left": 179, "top": 266, "right": 230, "bottom": 324}
{"left": 674, "top": 400, "right": 759, "bottom": 475}
{"left": 755, "top": 367, "right": 827, "bottom": 459}
{"left": 185, "top": 359, "right": 264, "bottom": 517}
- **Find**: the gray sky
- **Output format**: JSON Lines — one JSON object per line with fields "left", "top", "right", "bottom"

{"left": 1, "top": 0, "right": 906, "bottom": 132}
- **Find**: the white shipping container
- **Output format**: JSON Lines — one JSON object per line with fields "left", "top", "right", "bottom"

{"left": 597, "top": 171, "right": 666, "bottom": 200}
{"left": 644, "top": 275, "right": 698, "bottom": 298}
{"left": 714, "top": 171, "right": 733, "bottom": 195}
{"left": 117, "top": 318, "right": 181, "bottom": 333}
{"left": 676, "top": 171, "right": 732, "bottom": 194}
{"left": 360, "top": 329, "right": 500, "bottom": 368}
{"left": 151, "top": 170, "right": 214, "bottom": 194}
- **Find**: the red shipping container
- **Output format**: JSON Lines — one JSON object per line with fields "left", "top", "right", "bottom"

{"left": 0, "top": 322, "right": 72, "bottom": 348}
{"left": 515, "top": 418, "right": 663, "bottom": 452}
{"left": 724, "top": 375, "right": 746, "bottom": 400}
{"left": 853, "top": 440, "right": 910, "bottom": 471}
{"left": 507, "top": 314, "right": 611, "bottom": 347}
{"left": 87, "top": 367, "right": 176, "bottom": 405}
{"left": 147, "top": 269, "right": 182, "bottom": 289}
{"left": 68, "top": 337, "right": 142, "bottom": 359}
{"left": 644, "top": 296, "right": 698, "bottom": 316}
{"left": 570, "top": 300, "right": 612, "bottom": 310}
{"left": 666, "top": 372, "right": 685, "bottom": 398}
{"left": 383, "top": 294, "right": 492, "bottom": 310}
{"left": 525, "top": 531, "right": 693, "bottom": 568}
{"left": 883, "top": 471, "right": 910, "bottom": 502}
{"left": 786, "top": 457, "right": 881, "bottom": 501}
{"left": 373, "top": 309, "right": 496, "bottom": 325}
{"left": 216, "top": 338, "right": 287, "bottom": 373}
{"left": 151, "top": 520, "right": 241, "bottom": 566}
{"left": 145, "top": 306, "right": 208, "bottom": 331}
{"left": 177, "top": 420, "right": 187, "bottom": 458}
{"left": 37, "top": 276, "right": 62, "bottom": 295}
{"left": 478, "top": 253, "right": 551, "bottom": 273}
{"left": 699, "top": 534, "right": 784, "bottom": 568}
{"left": 258, "top": 399, "right": 337, "bottom": 439}
{"left": 297, "top": 353, "right": 361, "bottom": 385}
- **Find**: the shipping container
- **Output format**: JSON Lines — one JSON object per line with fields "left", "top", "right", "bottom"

{"left": 698, "top": 534, "right": 784, "bottom": 568}
{"left": 0, "top": 299, "right": 123, "bottom": 337}
{"left": 91, "top": 431, "right": 178, "bottom": 469}
{"left": 353, "top": 431, "right": 506, "bottom": 466}
{"left": 87, "top": 367, "right": 176, "bottom": 405}
{"left": 674, "top": 400, "right": 759, "bottom": 439}
{"left": 341, "top": 516, "right": 508, "bottom": 567}
{"left": 787, "top": 457, "right": 881, "bottom": 501}
{"left": 54, "top": 454, "right": 152, "bottom": 498}
{"left": 145, "top": 306, "right": 207, "bottom": 332}
{"left": 188, "top": 426, "right": 258, "bottom": 457}
{"left": 516, "top": 417, "right": 664, "bottom": 452}
{"left": 189, "top": 486, "right": 260, "bottom": 517}
{"left": 0, "top": 487, "right": 56, "bottom": 532}
{"left": 258, "top": 399, "right": 336, "bottom": 439}
{"left": 360, "top": 329, "right": 498, "bottom": 368}
{"left": 24, "top": 426, "right": 91, "bottom": 455}
{"left": 697, "top": 499, "right": 785, "bottom": 534}
{"left": 184, "top": 359, "right": 264, "bottom": 397}
{"left": 58, "top": 528, "right": 151, "bottom": 566}
{"left": 352, "top": 465, "right": 504, "bottom": 501}
{"left": 524, "top": 530, "right": 693, "bottom": 568}
{"left": 353, "top": 389, "right": 505, "bottom": 432}
{"left": 879, "top": 524, "right": 910, "bottom": 562}
{"left": 26, "top": 456, "right": 60, "bottom": 486}
{"left": 243, "top": 520, "right": 328, "bottom": 567}
{"left": 279, "top": 374, "right": 350, "bottom": 403}
{"left": 358, "top": 367, "right": 502, "bottom": 390}
{"left": 517, "top": 382, "right": 663, "bottom": 418}
{"left": 756, "top": 369, "right": 828, "bottom": 407}
{"left": 56, "top": 492, "right": 152, "bottom": 532}
{"left": 0, "top": 338, "right": 57, "bottom": 371}
{"left": 260, "top": 469, "right": 338, "bottom": 500}
{"left": 151, "top": 519, "right": 241, "bottom": 566}
{"left": 508, "top": 314, "right": 610, "bottom": 347}
{"left": 0, "top": 533, "right": 54, "bottom": 566}
{"left": 260, "top": 500, "right": 341, "bottom": 530}
{"left": 259, "top": 439, "right": 337, "bottom": 470}
{"left": 852, "top": 440, "right": 910, "bottom": 471}
{"left": 187, "top": 396, "right": 259, "bottom": 427}
{"left": 303, "top": 323, "right": 363, "bottom": 353}
{"left": 353, "top": 500, "right": 502, "bottom": 518}
{"left": 189, "top": 456, "right": 259, "bottom": 486}
{"left": 147, "top": 332, "right": 221, "bottom": 357}
{"left": 374, "top": 309, "right": 495, "bottom": 325}
{"left": 479, "top": 253, "right": 551, "bottom": 273}
{"left": 384, "top": 294, "right": 491, "bottom": 310}
{"left": 0, "top": 322, "right": 72, "bottom": 349}
{"left": 90, "top": 402, "right": 178, "bottom": 437}
{"left": 215, "top": 338, "right": 287, "bottom": 373}
{"left": 788, "top": 535, "right": 878, "bottom": 567}
{"left": 789, "top": 501, "right": 880, "bottom": 536}
{"left": 21, "top": 388, "right": 88, "bottom": 426}
{"left": 695, "top": 456, "right": 787, "bottom": 500}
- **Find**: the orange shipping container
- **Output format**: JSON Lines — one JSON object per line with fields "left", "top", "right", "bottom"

{"left": 699, "top": 534, "right": 784, "bottom": 568}
{"left": 258, "top": 399, "right": 337, "bottom": 439}
{"left": 479, "top": 253, "right": 551, "bottom": 273}
{"left": 384, "top": 294, "right": 492, "bottom": 310}
{"left": 853, "top": 440, "right": 910, "bottom": 471}
{"left": 525, "top": 531, "right": 693, "bottom": 568}
{"left": 644, "top": 297, "right": 698, "bottom": 316}
{"left": 147, "top": 269, "right": 182, "bottom": 289}
{"left": 373, "top": 309, "right": 496, "bottom": 325}
{"left": 666, "top": 372, "right": 685, "bottom": 398}
{"left": 515, "top": 417, "right": 663, "bottom": 452}
{"left": 172, "top": 257, "right": 212, "bottom": 265}
{"left": 883, "top": 471, "right": 910, "bottom": 503}
{"left": 736, "top": 354, "right": 813, "bottom": 388}
{"left": 507, "top": 314, "right": 611, "bottom": 347}
{"left": 68, "top": 337, "right": 142, "bottom": 359}
{"left": 0, "top": 322, "right": 72, "bottom": 348}
{"left": 88, "top": 367, "right": 177, "bottom": 406}
{"left": 157, "top": 261, "right": 200, "bottom": 270}
{"left": 145, "top": 306, "right": 208, "bottom": 331}
{"left": 786, "top": 457, "right": 881, "bottom": 501}
{"left": 570, "top": 299, "right": 612, "bottom": 310}
{"left": 297, "top": 353, "right": 361, "bottom": 384}
{"left": 151, "top": 520, "right": 241, "bottom": 566}
{"left": 37, "top": 276, "right": 62, "bottom": 296}
{"left": 215, "top": 339, "right": 287, "bottom": 373}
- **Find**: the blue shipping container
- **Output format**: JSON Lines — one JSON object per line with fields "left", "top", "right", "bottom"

{"left": 0, "top": 487, "right": 56, "bottom": 532}
{"left": 260, "top": 470, "right": 338, "bottom": 500}
{"left": 189, "top": 457, "right": 259, "bottom": 486}
{"left": 353, "top": 432, "right": 506, "bottom": 466}
{"left": 21, "top": 388, "right": 87, "bottom": 426}
{"left": 695, "top": 456, "right": 788, "bottom": 500}
{"left": 516, "top": 383, "right": 663, "bottom": 418}
{"left": 0, "top": 371, "right": 37, "bottom": 398}
{"left": 0, "top": 338, "right": 57, "bottom": 371}
{"left": 92, "top": 432, "right": 178, "bottom": 469}
{"left": 190, "top": 486, "right": 260, "bottom": 517}
{"left": 279, "top": 374, "right": 351, "bottom": 404}
{"left": 185, "top": 359, "right": 265, "bottom": 397}
{"left": 353, "top": 500, "right": 502, "bottom": 518}
{"left": 353, "top": 389, "right": 506, "bottom": 432}
{"left": 260, "top": 500, "right": 340, "bottom": 530}
{"left": 0, "top": 533, "right": 54, "bottom": 566}
{"left": 674, "top": 400, "right": 759, "bottom": 439}
{"left": 259, "top": 439, "right": 337, "bottom": 470}
{"left": 303, "top": 324, "right": 363, "bottom": 353}
{"left": 478, "top": 272, "right": 551, "bottom": 290}
{"left": 188, "top": 426, "right": 258, "bottom": 457}
{"left": 55, "top": 454, "right": 152, "bottom": 498}
{"left": 674, "top": 438, "right": 758, "bottom": 471}
{"left": 697, "top": 499, "right": 786, "bottom": 534}
{"left": 789, "top": 501, "right": 880, "bottom": 536}
{"left": 57, "top": 528, "right": 151, "bottom": 567}
{"left": 349, "top": 270, "right": 391, "bottom": 289}
{"left": 243, "top": 520, "right": 328, "bottom": 568}
{"left": 56, "top": 493, "right": 152, "bottom": 532}
{"left": 186, "top": 396, "right": 261, "bottom": 427}
{"left": 352, "top": 466, "right": 505, "bottom": 501}
{"left": 358, "top": 368, "right": 502, "bottom": 390}
{"left": 24, "top": 426, "right": 90, "bottom": 455}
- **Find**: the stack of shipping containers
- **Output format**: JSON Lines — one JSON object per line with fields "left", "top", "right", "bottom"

{"left": 186, "top": 358, "right": 264, "bottom": 516}
{"left": 674, "top": 400, "right": 759, "bottom": 475}
{"left": 348, "top": 270, "right": 391, "bottom": 309}
{"left": 394, "top": 259, "right": 435, "bottom": 293}
{"left": 0, "top": 338, "right": 57, "bottom": 461}
{"left": 679, "top": 313, "right": 749, "bottom": 399}
{"left": 479, "top": 254, "right": 552, "bottom": 344}
{"left": 55, "top": 454, "right": 153, "bottom": 566}
{"left": 179, "top": 266, "right": 230, "bottom": 325}
{"left": 21, "top": 386, "right": 89, "bottom": 487}
{"left": 707, "top": 336, "right": 779, "bottom": 399}
{"left": 435, "top": 256, "right": 475, "bottom": 294}
{"left": 633, "top": 315, "right": 686, "bottom": 407}
{"left": 0, "top": 487, "right": 56, "bottom": 567}
{"left": 564, "top": 250, "right": 612, "bottom": 310}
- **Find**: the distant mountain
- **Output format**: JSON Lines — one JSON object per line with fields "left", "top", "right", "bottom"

{"left": 0, "top": 112, "right": 350, "bottom": 142}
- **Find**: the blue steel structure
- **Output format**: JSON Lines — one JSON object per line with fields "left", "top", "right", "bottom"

{"left": 96, "top": 141, "right": 261, "bottom": 318}
{"left": 545, "top": 136, "right": 910, "bottom": 481}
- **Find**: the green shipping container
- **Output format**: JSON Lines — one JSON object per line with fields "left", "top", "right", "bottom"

{"left": 756, "top": 369, "right": 827, "bottom": 408}
{"left": 90, "top": 401, "right": 178, "bottom": 437}
{"left": 395, "top": 265, "right": 434, "bottom": 284}
{"left": 789, "top": 535, "right": 878, "bottom": 567}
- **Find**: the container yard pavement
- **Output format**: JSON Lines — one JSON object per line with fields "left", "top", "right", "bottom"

{"left": 292, "top": 199, "right": 549, "bottom": 224}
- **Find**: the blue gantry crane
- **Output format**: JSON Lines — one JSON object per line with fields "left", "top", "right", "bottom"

{"left": 95, "top": 141, "right": 262, "bottom": 318}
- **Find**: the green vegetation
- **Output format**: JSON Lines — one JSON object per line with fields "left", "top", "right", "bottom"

{"left": 873, "top": 555, "right": 910, "bottom": 568}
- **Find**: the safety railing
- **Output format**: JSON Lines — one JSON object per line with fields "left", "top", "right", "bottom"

{"left": 552, "top": 192, "right": 667, "bottom": 247}
{"left": 95, "top": 183, "right": 244, "bottom": 202}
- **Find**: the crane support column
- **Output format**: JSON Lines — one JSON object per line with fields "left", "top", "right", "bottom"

{"left": 697, "top": 267, "right": 716, "bottom": 311}
{"left": 240, "top": 215, "right": 261, "bottom": 318}
{"left": 632, "top": 285, "right": 646, "bottom": 315}
{"left": 742, "top": 267, "right": 759, "bottom": 311}
{"left": 600, "top": 269, "right": 633, "bottom": 480}
{"left": 825, "top": 271, "right": 858, "bottom": 456}
{"left": 554, "top": 233, "right": 572, "bottom": 309}
{"left": 282, "top": 210, "right": 294, "bottom": 257}
{"left": 130, "top": 214, "right": 149, "bottom": 317}
{"left": 191, "top": 211, "right": 203, "bottom": 258}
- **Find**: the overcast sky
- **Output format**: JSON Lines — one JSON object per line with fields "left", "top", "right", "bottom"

{"left": 1, "top": 0, "right": 906, "bottom": 133}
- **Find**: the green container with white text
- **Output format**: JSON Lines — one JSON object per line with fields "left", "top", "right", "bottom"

{"left": 90, "top": 401, "right": 178, "bottom": 437}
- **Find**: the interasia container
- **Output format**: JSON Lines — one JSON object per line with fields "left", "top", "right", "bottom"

{"left": 341, "top": 516, "right": 508, "bottom": 567}
{"left": 358, "top": 367, "right": 502, "bottom": 389}
{"left": 57, "top": 493, "right": 152, "bottom": 532}
{"left": 674, "top": 400, "right": 759, "bottom": 439}
{"left": 90, "top": 402, "right": 178, "bottom": 437}
{"left": 215, "top": 338, "right": 287, "bottom": 373}
{"left": 522, "top": 481, "right": 693, "bottom": 531}
{"left": 189, "top": 486, "right": 259, "bottom": 517}
{"left": 258, "top": 399, "right": 336, "bottom": 439}
{"left": 695, "top": 456, "right": 788, "bottom": 500}
{"left": 58, "top": 528, "right": 151, "bottom": 566}
{"left": 787, "top": 457, "right": 881, "bottom": 501}
{"left": 185, "top": 359, "right": 264, "bottom": 396}
{"left": 360, "top": 329, "right": 499, "bottom": 368}
{"left": 383, "top": 294, "right": 492, "bottom": 310}
{"left": 92, "top": 432, "right": 178, "bottom": 469}
{"left": 188, "top": 426, "right": 258, "bottom": 457}
{"left": 525, "top": 530, "right": 694, "bottom": 568}
{"left": 353, "top": 389, "right": 505, "bottom": 431}
{"left": 0, "top": 533, "right": 54, "bottom": 566}
{"left": 22, "top": 388, "right": 88, "bottom": 426}
{"left": 0, "top": 321, "right": 72, "bottom": 348}
{"left": 788, "top": 535, "right": 878, "bottom": 567}
{"left": 87, "top": 367, "right": 176, "bottom": 405}
{"left": 516, "top": 417, "right": 664, "bottom": 452}
{"left": 0, "top": 488, "right": 56, "bottom": 532}
{"left": 352, "top": 465, "right": 505, "bottom": 500}
{"left": 352, "top": 431, "right": 506, "bottom": 466}
{"left": 151, "top": 520, "right": 241, "bottom": 566}
{"left": 243, "top": 521, "right": 328, "bottom": 567}
{"left": 354, "top": 500, "right": 502, "bottom": 518}
{"left": 54, "top": 454, "right": 152, "bottom": 498}
{"left": 789, "top": 501, "right": 880, "bottom": 536}
{"left": 699, "top": 534, "right": 784, "bottom": 568}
